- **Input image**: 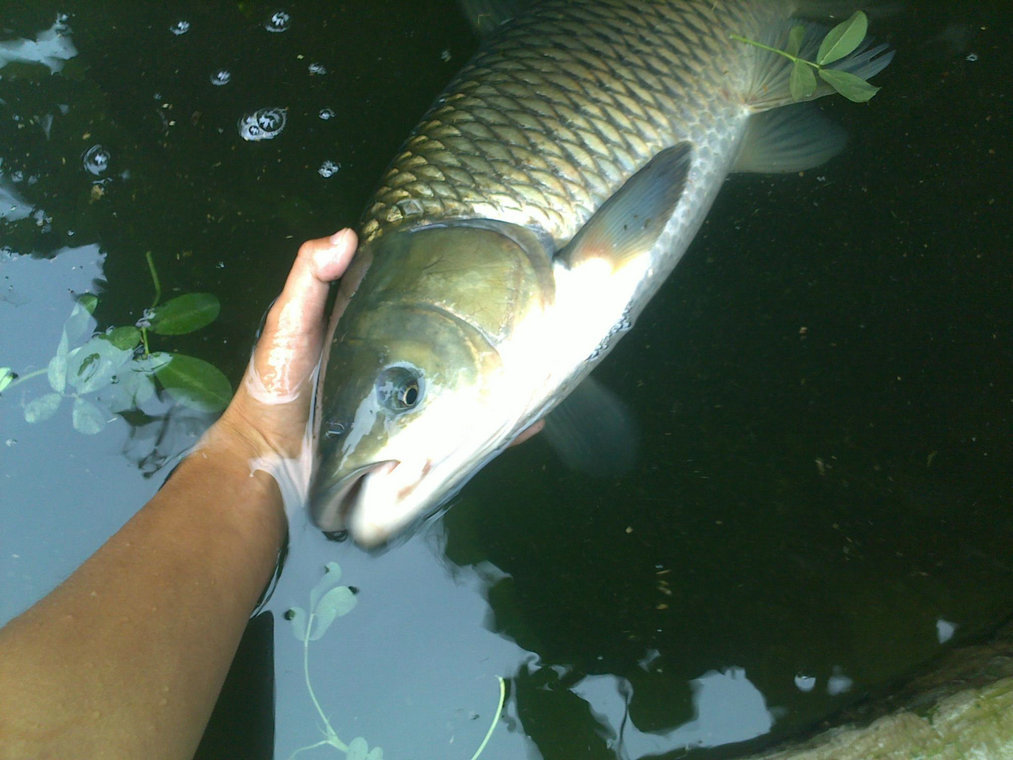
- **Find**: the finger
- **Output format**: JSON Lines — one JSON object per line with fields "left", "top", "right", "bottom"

{"left": 250, "top": 229, "right": 358, "bottom": 402}
{"left": 509, "top": 418, "right": 544, "bottom": 447}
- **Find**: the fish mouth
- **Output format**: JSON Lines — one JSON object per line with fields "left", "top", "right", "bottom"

{"left": 309, "top": 460, "right": 400, "bottom": 535}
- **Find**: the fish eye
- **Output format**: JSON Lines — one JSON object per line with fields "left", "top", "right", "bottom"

{"left": 376, "top": 365, "right": 425, "bottom": 413}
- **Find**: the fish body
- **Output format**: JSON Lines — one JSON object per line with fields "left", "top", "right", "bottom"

{"left": 310, "top": 0, "right": 892, "bottom": 545}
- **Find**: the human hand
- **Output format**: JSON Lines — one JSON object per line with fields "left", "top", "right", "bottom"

{"left": 209, "top": 229, "right": 357, "bottom": 464}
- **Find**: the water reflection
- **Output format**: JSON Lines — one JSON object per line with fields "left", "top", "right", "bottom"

{"left": 0, "top": 16, "right": 76, "bottom": 74}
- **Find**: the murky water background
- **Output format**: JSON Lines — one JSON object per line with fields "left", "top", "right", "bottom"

{"left": 2, "top": 2, "right": 1010, "bottom": 758}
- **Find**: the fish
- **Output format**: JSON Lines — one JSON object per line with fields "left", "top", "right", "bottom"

{"left": 309, "top": 0, "right": 893, "bottom": 546}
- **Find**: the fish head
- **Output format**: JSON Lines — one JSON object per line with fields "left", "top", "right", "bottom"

{"left": 310, "top": 222, "right": 553, "bottom": 546}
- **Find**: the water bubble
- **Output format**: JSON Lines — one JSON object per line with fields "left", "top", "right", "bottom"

{"left": 318, "top": 160, "right": 341, "bottom": 178}
{"left": 440, "top": 49, "right": 451, "bottom": 62}
{"left": 325, "top": 421, "right": 346, "bottom": 438}
{"left": 264, "top": 11, "right": 291, "bottom": 32}
{"left": 308, "top": 62, "right": 327, "bottom": 76}
{"left": 82, "top": 145, "right": 111, "bottom": 176}
{"left": 966, "top": 52, "right": 978, "bottom": 62}
{"left": 793, "top": 673, "right": 816, "bottom": 693}
{"left": 318, "top": 108, "right": 335, "bottom": 121}
{"left": 237, "top": 107, "right": 288, "bottom": 141}
{"left": 170, "top": 20, "right": 191, "bottom": 36}
{"left": 209, "top": 69, "right": 231, "bottom": 86}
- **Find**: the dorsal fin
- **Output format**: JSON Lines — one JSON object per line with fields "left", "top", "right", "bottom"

{"left": 457, "top": 0, "right": 538, "bottom": 37}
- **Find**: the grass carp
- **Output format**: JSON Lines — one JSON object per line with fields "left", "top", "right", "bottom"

{"left": 310, "top": 0, "right": 893, "bottom": 545}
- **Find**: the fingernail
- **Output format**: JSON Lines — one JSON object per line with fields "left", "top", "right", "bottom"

{"left": 329, "top": 228, "right": 352, "bottom": 247}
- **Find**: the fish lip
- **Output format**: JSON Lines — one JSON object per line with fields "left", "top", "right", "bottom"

{"left": 309, "top": 460, "right": 399, "bottom": 532}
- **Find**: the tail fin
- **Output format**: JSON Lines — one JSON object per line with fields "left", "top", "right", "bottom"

{"left": 747, "top": 18, "right": 894, "bottom": 111}
{"left": 792, "top": 1, "right": 905, "bottom": 21}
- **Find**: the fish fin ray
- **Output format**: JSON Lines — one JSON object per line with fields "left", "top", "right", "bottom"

{"left": 560, "top": 142, "right": 691, "bottom": 269}
{"left": 792, "top": 1, "right": 905, "bottom": 22}
{"left": 457, "top": 0, "right": 537, "bottom": 37}
{"left": 542, "top": 376, "right": 638, "bottom": 477}
{"left": 734, "top": 105, "right": 846, "bottom": 173}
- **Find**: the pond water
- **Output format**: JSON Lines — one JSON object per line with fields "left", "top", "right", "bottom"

{"left": 1, "top": 2, "right": 1010, "bottom": 759}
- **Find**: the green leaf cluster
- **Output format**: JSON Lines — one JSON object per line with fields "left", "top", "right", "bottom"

{"left": 1, "top": 253, "right": 231, "bottom": 435}
{"left": 733, "top": 11, "right": 883, "bottom": 103}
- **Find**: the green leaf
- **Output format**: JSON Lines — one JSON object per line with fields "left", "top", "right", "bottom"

{"left": 819, "top": 67, "right": 881, "bottom": 102}
{"left": 102, "top": 326, "right": 142, "bottom": 350}
{"left": 310, "top": 562, "right": 343, "bottom": 609}
{"left": 72, "top": 396, "right": 108, "bottom": 434}
{"left": 0, "top": 367, "right": 14, "bottom": 393}
{"left": 66, "top": 337, "right": 133, "bottom": 395}
{"left": 63, "top": 299, "right": 97, "bottom": 343}
{"left": 346, "top": 738, "right": 370, "bottom": 760}
{"left": 148, "top": 293, "right": 221, "bottom": 336}
{"left": 133, "top": 351, "right": 173, "bottom": 374}
{"left": 47, "top": 330, "right": 71, "bottom": 393}
{"left": 790, "top": 60, "right": 817, "bottom": 101}
{"left": 104, "top": 367, "right": 157, "bottom": 413}
{"left": 76, "top": 293, "right": 99, "bottom": 314}
{"left": 817, "top": 10, "right": 867, "bottom": 66}
{"left": 24, "top": 393, "right": 62, "bottom": 423}
{"left": 786, "top": 24, "right": 805, "bottom": 59}
{"left": 287, "top": 607, "right": 309, "bottom": 642}
{"left": 308, "top": 586, "right": 357, "bottom": 641}
{"left": 154, "top": 353, "right": 232, "bottom": 412}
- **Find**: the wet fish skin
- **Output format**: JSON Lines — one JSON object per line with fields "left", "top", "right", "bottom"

{"left": 363, "top": 0, "right": 778, "bottom": 247}
{"left": 311, "top": 0, "right": 892, "bottom": 545}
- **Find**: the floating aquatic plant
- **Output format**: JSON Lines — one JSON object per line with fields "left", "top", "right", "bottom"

{"left": 1, "top": 251, "right": 230, "bottom": 434}
{"left": 285, "top": 562, "right": 506, "bottom": 760}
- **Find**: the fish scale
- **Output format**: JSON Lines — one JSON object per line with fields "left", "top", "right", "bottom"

{"left": 362, "top": 0, "right": 779, "bottom": 246}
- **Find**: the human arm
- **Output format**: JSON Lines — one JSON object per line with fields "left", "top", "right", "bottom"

{"left": 0, "top": 230, "right": 357, "bottom": 760}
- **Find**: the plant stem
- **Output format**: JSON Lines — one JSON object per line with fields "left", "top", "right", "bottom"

{"left": 145, "top": 251, "right": 162, "bottom": 309}
{"left": 302, "top": 613, "right": 347, "bottom": 753}
{"left": 729, "top": 33, "right": 820, "bottom": 70}
{"left": 3, "top": 368, "right": 48, "bottom": 390}
{"left": 468, "top": 676, "right": 506, "bottom": 760}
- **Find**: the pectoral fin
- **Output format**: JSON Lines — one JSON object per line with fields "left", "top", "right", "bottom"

{"left": 542, "top": 376, "right": 638, "bottom": 477}
{"left": 560, "top": 142, "right": 692, "bottom": 270}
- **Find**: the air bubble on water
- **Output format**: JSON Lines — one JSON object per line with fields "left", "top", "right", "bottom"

{"left": 216, "top": 261, "right": 225, "bottom": 270}
{"left": 966, "top": 52, "right": 978, "bottom": 62}
{"left": 793, "top": 674, "right": 816, "bottom": 693}
{"left": 82, "top": 145, "right": 111, "bottom": 176}
{"left": 170, "top": 20, "right": 191, "bottom": 36}
{"left": 237, "top": 107, "right": 288, "bottom": 141}
{"left": 318, "top": 160, "right": 341, "bottom": 178}
{"left": 264, "top": 11, "right": 291, "bottom": 32}
{"left": 210, "top": 69, "right": 231, "bottom": 86}
{"left": 318, "top": 108, "right": 335, "bottom": 121}
{"left": 440, "top": 49, "right": 451, "bottom": 62}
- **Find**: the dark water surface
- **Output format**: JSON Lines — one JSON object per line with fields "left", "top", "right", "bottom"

{"left": 1, "top": 2, "right": 1010, "bottom": 758}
